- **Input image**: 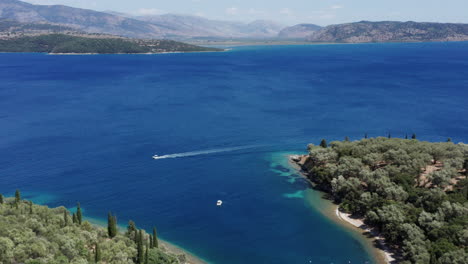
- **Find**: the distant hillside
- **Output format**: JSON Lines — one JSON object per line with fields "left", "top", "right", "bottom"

{"left": 0, "top": 0, "right": 172, "bottom": 38}
{"left": 135, "top": 14, "right": 284, "bottom": 39}
{"left": 307, "top": 21, "right": 468, "bottom": 43}
{"left": 0, "top": 19, "right": 82, "bottom": 39}
{"left": 278, "top": 24, "right": 322, "bottom": 39}
{"left": 0, "top": 33, "right": 222, "bottom": 54}
{"left": 0, "top": 0, "right": 284, "bottom": 39}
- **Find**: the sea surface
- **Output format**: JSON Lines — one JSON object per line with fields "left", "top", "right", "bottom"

{"left": 1, "top": 43, "right": 468, "bottom": 264}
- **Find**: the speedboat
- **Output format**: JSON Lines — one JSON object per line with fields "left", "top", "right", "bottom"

{"left": 216, "top": 200, "right": 223, "bottom": 206}
{"left": 152, "top": 155, "right": 160, "bottom": 159}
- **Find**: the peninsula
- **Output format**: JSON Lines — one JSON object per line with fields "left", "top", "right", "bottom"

{"left": 292, "top": 137, "right": 467, "bottom": 264}
{"left": 0, "top": 33, "right": 222, "bottom": 54}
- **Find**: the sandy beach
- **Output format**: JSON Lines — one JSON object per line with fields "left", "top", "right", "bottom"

{"left": 288, "top": 154, "right": 398, "bottom": 264}
{"left": 335, "top": 208, "right": 397, "bottom": 264}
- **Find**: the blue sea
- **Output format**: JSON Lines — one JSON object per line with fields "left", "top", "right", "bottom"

{"left": 1, "top": 43, "right": 468, "bottom": 264}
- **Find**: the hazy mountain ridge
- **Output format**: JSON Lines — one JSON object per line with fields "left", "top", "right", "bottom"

{"left": 0, "top": 0, "right": 284, "bottom": 39}
{"left": 133, "top": 14, "right": 284, "bottom": 39}
{"left": 278, "top": 23, "right": 322, "bottom": 39}
{"left": 2, "top": 1, "right": 468, "bottom": 43}
{"left": 0, "top": 0, "right": 176, "bottom": 38}
{"left": 307, "top": 21, "right": 468, "bottom": 43}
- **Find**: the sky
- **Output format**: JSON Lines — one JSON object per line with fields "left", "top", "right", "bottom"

{"left": 23, "top": 0, "right": 468, "bottom": 26}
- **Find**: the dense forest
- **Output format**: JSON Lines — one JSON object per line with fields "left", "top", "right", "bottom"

{"left": 0, "top": 34, "right": 222, "bottom": 54}
{"left": 0, "top": 191, "right": 185, "bottom": 264}
{"left": 296, "top": 137, "right": 467, "bottom": 264}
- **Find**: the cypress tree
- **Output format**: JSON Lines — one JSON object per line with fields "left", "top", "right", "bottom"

{"left": 137, "top": 230, "right": 144, "bottom": 264}
{"left": 152, "top": 227, "right": 158, "bottom": 248}
{"left": 15, "top": 189, "right": 21, "bottom": 205}
{"left": 76, "top": 202, "right": 82, "bottom": 225}
{"left": 463, "top": 159, "right": 468, "bottom": 176}
{"left": 107, "top": 212, "right": 117, "bottom": 238}
{"left": 95, "top": 243, "right": 101, "bottom": 263}
{"left": 405, "top": 134, "right": 408, "bottom": 139}
{"left": 29, "top": 201, "right": 33, "bottom": 214}
{"left": 319, "top": 139, "right": 327, "bottom": 148}
{"left": 364, "top": 133, "right": 368, "bottom": 139}
{"left": 63, "top": 210, "right": 69, "bottom": 226}
{"left": 72, "top": 213, "right": 77, "bottom": 224}
{"left": 149, "top": 234, "right": 153, "bottom": 248}
{"left": 344, "top": 136, "right": 350, "bottom": 142}
{"left": 412, "top": 133, "right": 417, "bottom": 139}
{"left": 113, "top": 215, "right": 117, "bottom": 236}
{"left": 388, "top": 133, "right": 391, "bottom": 138}
{"left": 127, "top": 220, "right": 137, "bottom": 237}
{"left": 0, "top": 194, "right": 3, "bottom": 204}
{"left": 447, "top": 138, "right": 452, "bottom": 142}
{"left": 145, "top": 246, "right": 149, "bottom": 264}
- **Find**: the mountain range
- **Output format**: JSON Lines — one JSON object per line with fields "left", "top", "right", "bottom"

{"left": 0, "top": 0, "right": 287, "bottom": 39}
{"left": 2, "top": 0, "right": 468, "bottom": 43}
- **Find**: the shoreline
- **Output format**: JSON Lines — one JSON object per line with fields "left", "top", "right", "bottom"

{"left": 287, "top": 154, "right": 397, "bottom": 264}
{"left": 334, "top": 208, "right": 397, "bottom": 264}
{"left": 160, "top": 240, "right": 208, "bottom": 264}
{"left": 85, "top": 216, "right": 208, "bottom": 264}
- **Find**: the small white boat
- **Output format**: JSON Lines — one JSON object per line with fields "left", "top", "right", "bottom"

{"left": 152, "top": 155, "right": 160, "bottom": 159}
{"left": 216, "top": 200, "right": 223, "bottom": 206}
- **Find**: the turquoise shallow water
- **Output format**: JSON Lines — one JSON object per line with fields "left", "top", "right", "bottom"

{"left": 1, "top": 43, "right": 468, "bottom": 263}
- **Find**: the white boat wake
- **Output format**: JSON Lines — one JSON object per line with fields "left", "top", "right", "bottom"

{"left": 153, "top": 145, "right": 260, "bottom": 160}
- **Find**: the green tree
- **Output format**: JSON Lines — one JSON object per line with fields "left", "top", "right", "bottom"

{"left": 320, "top": 139, "right": 327, "bottom": 148}
{"left": 127, "top": 220, "right": 137, "bottom": 235}
{"left": 94, "top": 243, "right": 101, "bottom": 263}
{"left": 412, "top": 133, "right": 417, "bottom": 139}
{"left": 137, "top": 230, "right": 144, "bottom": 264}
{"left": 145, "top": 246, "right": 149, "bottom": 264}
{"left": 0, "top": 194, "right": 3, "bottom": 204}
{"left": 152, "top": 227, "right": 158, "bottom": 248}
{"left": 29, "top": 201, "right": 33, "bottom": 214}
{"left": 364, "top": 133, "right": 368, "bottom": 139}
{"left": 438, "top": 249, "right": 467, "bottom": 264}
{"left": 344, "top": 136, "right": 350, "bottom": 142}
{"left": 63, "top": 210, "right": 69, "bottom": 226}
{"left": 72, "top": 212, "right": 77, "bottom": 224}
{"left": 447, "top": 138, "right": 452, "bottom": 142}
{"left": 107, "top": 212, "right": 117, "bottom": 238}
{"left": 76, "top": 202, "right": 82, "bottom": 225}
{"left": 15, "top": 189, "right": 21, "bottom": 204}
{"left": 463, "top": 159, "right": 468, "bottom": 175}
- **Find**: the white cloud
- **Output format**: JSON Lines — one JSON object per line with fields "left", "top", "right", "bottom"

{"left": 136, "top": 8, "right": 165, "bottom": 16}
{"left": 225, "top": 7, "right": 239, "bottom": 15}
{"left": 330, "top": 5, "right": 344, "bottom": 10}
{"left": 279, "top": 8, "right": 293, "bottom": 16}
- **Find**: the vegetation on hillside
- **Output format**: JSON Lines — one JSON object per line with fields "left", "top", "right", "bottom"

{"left": 0, "top": 34, "right": 222, "bottom": 54}
{"left": 298, "top": 137, "right": 467, "bottom": 264}
{"left": 0, "top": 191, "right": 184, "bottom": 264}
{"left": 307, "top": 21, "right": 468, "bottom": 43}
{"left": 0, "top": 19, "right": 77, "bottom": 35}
